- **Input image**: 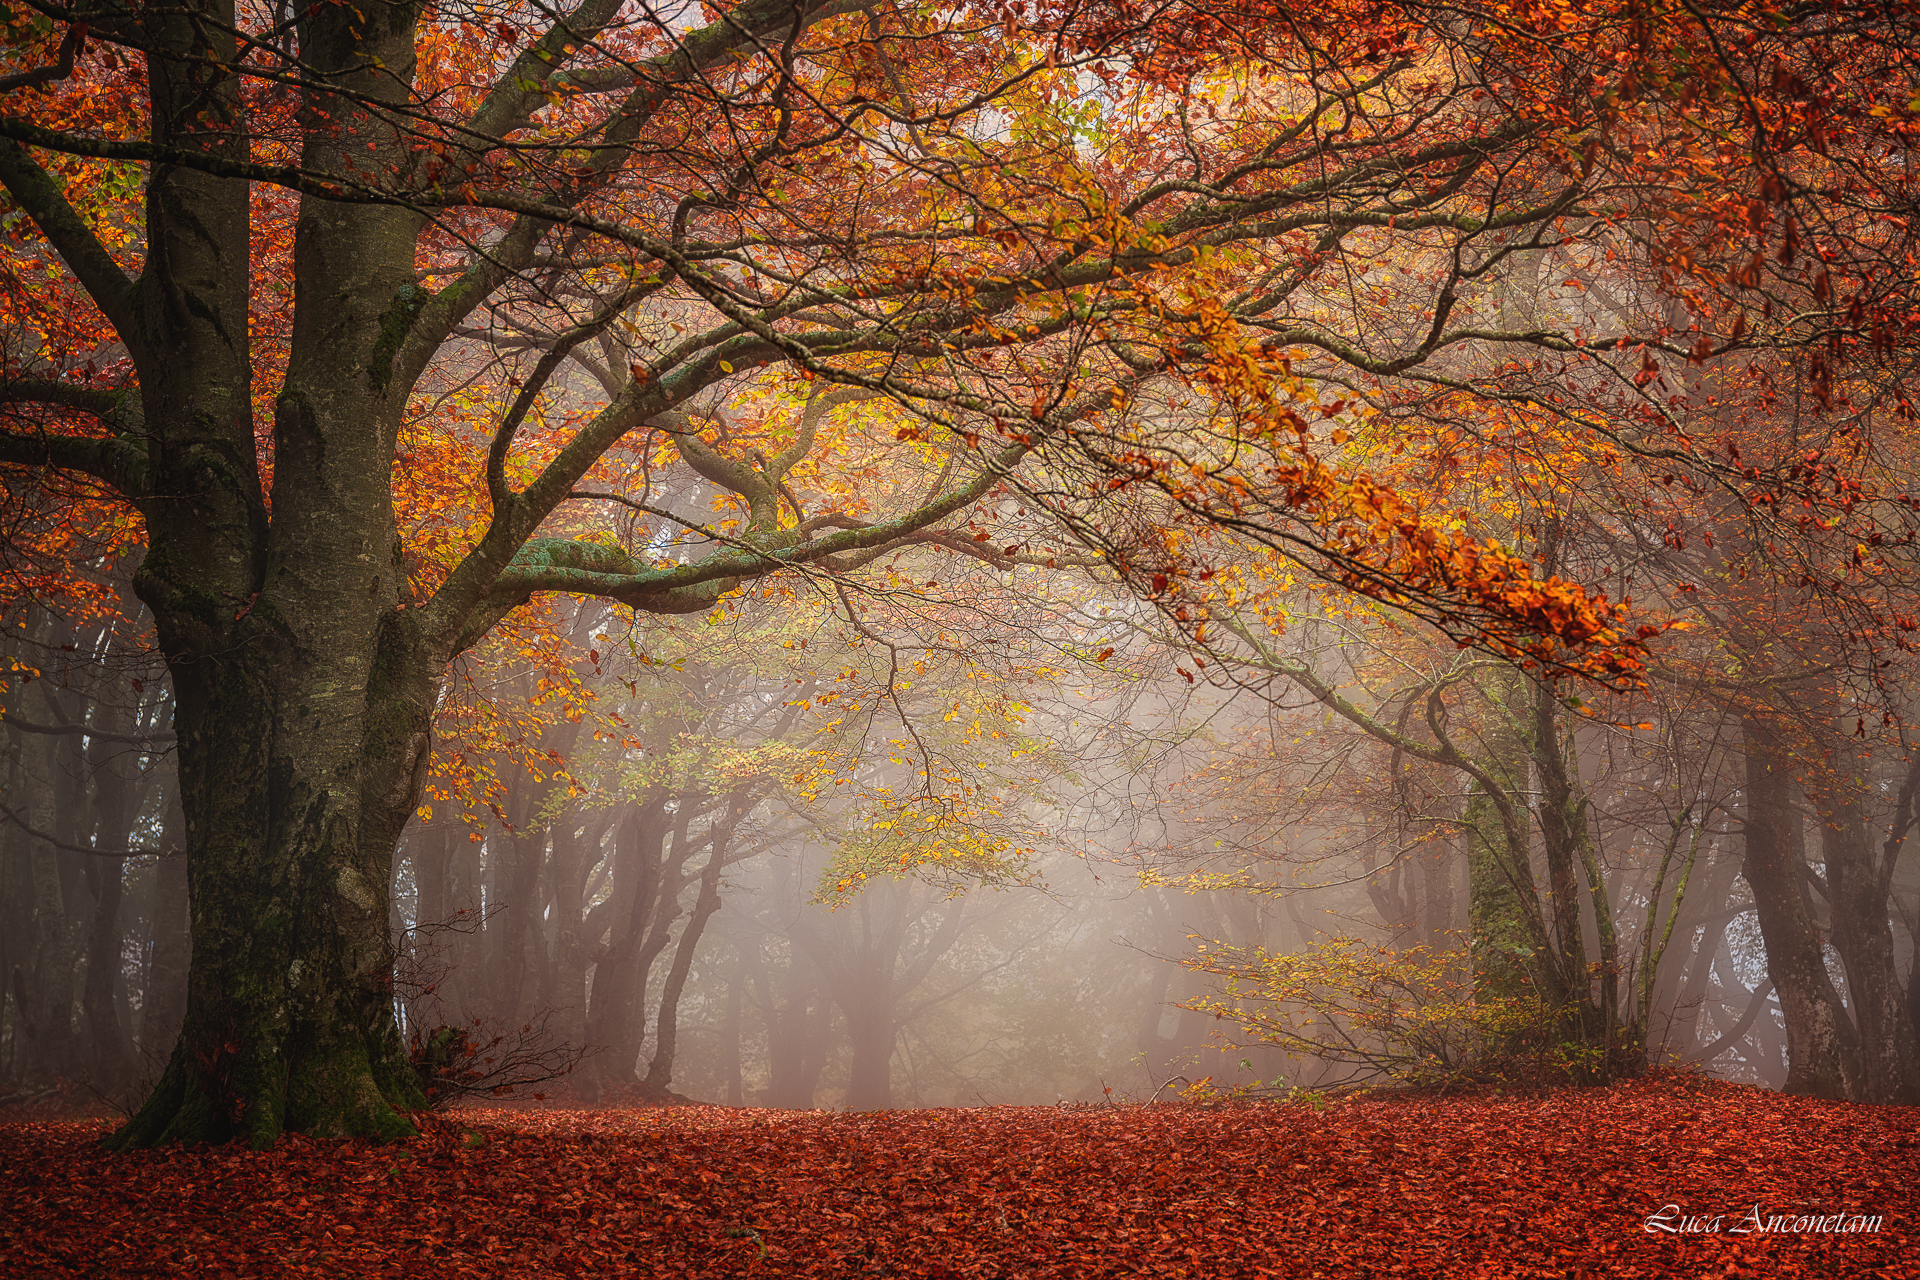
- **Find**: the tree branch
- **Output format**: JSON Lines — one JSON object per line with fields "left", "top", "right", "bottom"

{"left": 0, "top": 714, "right": 174, "bottom": 746}
{"left": 0, "top": 799, "right": 177, "bottom": 858}
{"left": 0, "top": 421, "right": 148, "bottom": 493}
{"left": 0, "top": 136, "right": 138, "bottom": 339}
{"left": 0, "top": 19, "right": 85, "bottom": 94}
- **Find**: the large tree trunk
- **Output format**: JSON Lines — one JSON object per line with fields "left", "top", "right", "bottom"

{"left": 1739, "top": 718, "right": 1857, "bottom": 1100}
{"left": 106, "top": 0, "right": 440, "bottom": 1148}
{"left": 108, "top": 612, "right": 439, "bottom": 1148}
{"left": 1463, "top": 664, "right": 1540, "bottom": 999}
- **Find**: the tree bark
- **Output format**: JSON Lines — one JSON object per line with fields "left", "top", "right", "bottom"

{"left": 1464, "top": 664, "right": 1537, "bottom": 999}
{"left": 1739, "top": 717, "right": 1856, "bottom": 1100}
{"left": 106, "top": 0, "right": 442, "bottom": 1147}
{"left": 1808, "top": 777, "right": 1920, "bottom": 1103}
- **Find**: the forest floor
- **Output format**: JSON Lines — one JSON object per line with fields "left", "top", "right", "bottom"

{"left": 0, "top": 1074, "right": 1914, "bottom": 1278}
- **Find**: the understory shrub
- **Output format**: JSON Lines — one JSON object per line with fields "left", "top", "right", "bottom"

{"left": 1180, "top": 935, "right": 1620, "bottom": 1090}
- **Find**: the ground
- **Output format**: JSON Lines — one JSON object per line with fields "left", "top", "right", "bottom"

{"left": 1, "top": 1075, "right": 1914, "bottom": 1277}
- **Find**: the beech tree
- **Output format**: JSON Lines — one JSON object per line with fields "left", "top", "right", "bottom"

{"left": 7, "top": 0, "right": 1869, "bottom": 1145}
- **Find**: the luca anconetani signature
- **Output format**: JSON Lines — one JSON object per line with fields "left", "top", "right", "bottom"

{"left": 1643, "top": 1204, "right": 1884, "bottom": 1235}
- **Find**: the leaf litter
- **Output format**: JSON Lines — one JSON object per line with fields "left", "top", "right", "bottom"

{"left": 1, "top": 1075, "right": 1913, "bottom": 1277}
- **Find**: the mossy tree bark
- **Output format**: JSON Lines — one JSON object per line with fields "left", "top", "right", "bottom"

{"left": 1462, "top": 663, "right": 1539, "bottom": 1000}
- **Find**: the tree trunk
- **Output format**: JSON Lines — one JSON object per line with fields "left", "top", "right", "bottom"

{"left": 1654, "top": 857, "right": 1743, "bottom": 1060}
{"left": 108, "top": 623, "right": 438, "bottom": 1147}
{"left": 541, "top": 813, "right": 603, "bottom": 1050}
{"left": 757, "top": 943, "right": 826, "bottom": 1109}
{"left": 94, "top": 0, "right": 446, "bottom": 1148}
{"left": 1810, "top": 781, "right": 1920, "bottom": 1103}
{"left": 490, "top": 821, "right": 548, "bottom": 1028}
{"left": 1464, "top": 664, "right": 1537, "bottom": 999}
{"left": 644, "top": 827, "right": 728, "bottom": 1091}
{"left": 142, "top": 804, "right": 191, "bottom": 1062}
{"left": 1421, "top": 837, "right": 1459, "bottom": 948}
{"left": 82, "top": 697, "right": 145, "bottom": 1097}
{"left": 842, "top": 990, "right": 895, "bottom": 1109}
{"left": 1739, "top": 718, "right": 1856, "bottom": 1100}
{"left": 81, "top": 855, "right": 134, "bottom": 1097}
{"left": 14, "top": 687, "right": 83, "bottom": 1082}
{"left": 1530, "top": 682, "right": 1593, "bottom": 1005}
{"left": 583, "top": 797, "right": 671, "bottom": 1094}
{"left": 723, "top": 948, "right": 745, "bottom": 1107}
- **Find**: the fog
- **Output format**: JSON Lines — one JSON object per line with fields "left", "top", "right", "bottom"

{"left": 10, "top": 526, "right": 1910, "bottom": 1114}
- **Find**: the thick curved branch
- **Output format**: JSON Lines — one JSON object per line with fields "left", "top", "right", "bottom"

{"left": 472, "top": 440, "right": 1032, "bottom": 641}
{"left": 0, "top": 137, "right": 138, "bottom": 339}
{"left": 0, "top": 379, "right": 129, "bottom": 417}
{"left": 0, "top": 421, "right": 148, "bottom": 494}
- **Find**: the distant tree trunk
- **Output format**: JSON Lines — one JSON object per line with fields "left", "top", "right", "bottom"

{"left": 1421, "top": 838, "right": 1459, "bottom": 948}
{"left": 1530, "top": 680, "right": 1594, "bottom": 1008}
{"left": 413, "top": 821, "right": 452, "bottom": 930}
{"left": 1902, "top": 896, "right": 1920, "bottom": 1049}
{"left": 1808, "top": 773, "right": 1920, "bottom": 1104}
{"left": 82, "top": 699, "right": 145, "bottom": 1096}
{"left": 14, "top": 687, "right": 83, "bottom": 1082}
{"left": 756, "top": 944, "right": 828, "bottom": 1109}
{"left": 841, "top": 991, "right": 895, "bottom": 1109}
{"left": 490, "top": 821, "right": 548, "bottom": 1027}
{"left": 644, "top": 807, "right": 734, "bottom": 1091}
{"left": 583, "top": 794, "right": 688, "bottom": 1094}
{"left": 801, "top": 883, "right": 967, "bottom": 1110}
{"left": 489, "top": 708, "right": 585, "bottom": 1028}
{"left": 81, "top": 856, "right": 133, "bottom": 1094}
{"left": 1741, "top": 718, "right": 1857, "bottom": 1099}
{"left": 142, "top": 797, "right": 190, "bottom": 1063}
{"left": 541, "top": 813, "right": 605, "bottom": 1050}
{"left": 723, "top": 949, "right": 744, "bottom": 1107}
{"left": 1655, "top": 857, "right": 1744, "bottom": 1060}
{"left": 1, "top": 741, "right": 25, "bottom": 1076}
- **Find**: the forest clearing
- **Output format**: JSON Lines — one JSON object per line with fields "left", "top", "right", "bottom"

{"left": 2, "top": 1076, "right": 1914, "bottom": 1278}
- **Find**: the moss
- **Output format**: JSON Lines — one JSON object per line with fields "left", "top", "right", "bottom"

{"left": 369, "top": 284, "right": 430, "bottom": 394}
{"left": 285, "top": 1037, "right": 419, "bottom": 1143}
